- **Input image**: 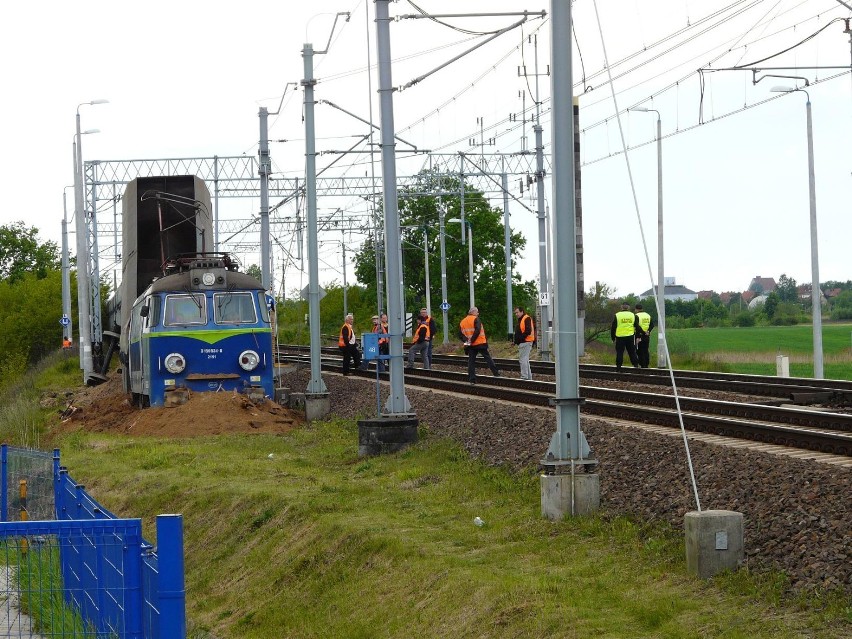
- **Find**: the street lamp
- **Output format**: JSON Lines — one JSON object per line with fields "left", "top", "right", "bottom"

{"left": 632, "top": 106, "right": 667, "bottom": 368}
{"left": 74, "top": 99, "right": 108, "bottom": 381}
{"left": 770, "top": 85, "right": 823, "bottom": 379}
{"left": 447, "top": 218, "right": 474, "bottom": 310}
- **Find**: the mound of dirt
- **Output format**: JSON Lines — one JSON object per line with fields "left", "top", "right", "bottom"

{"left": 50, "top": 372, "right": 304, "bottom": 438}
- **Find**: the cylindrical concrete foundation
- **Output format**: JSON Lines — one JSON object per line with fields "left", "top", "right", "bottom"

{"left": 357, "top": 416, "right": 419, "bottom": 456}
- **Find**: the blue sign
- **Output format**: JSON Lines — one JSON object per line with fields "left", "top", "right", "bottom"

{"left": 439, "top": 301, "right": 450, "bottom": 312}
{"left": 59, "top": 315, "right": 70, "bottom": 327}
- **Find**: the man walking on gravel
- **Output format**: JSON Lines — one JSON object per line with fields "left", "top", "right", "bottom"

{"left": 459, "top": 306, "right": 500, "bottom": 384}
{"left": 610, "top": 302, "right": 640, "bottom": 371}
{"left": 634, "top": 303, "right": 655, "bottom": 368}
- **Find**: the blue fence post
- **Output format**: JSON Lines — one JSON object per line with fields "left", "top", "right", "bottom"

{"left": 124, "top": 519, "right": 145, "bottom": 639}
{"left": 52, "top": 448, "right": 60, "bottom": 519}
{"left": 157, "top": 514, "right": 186, "bottom": 639}
{"left": 1, "top": 444, "right": 7, "bottom": 521}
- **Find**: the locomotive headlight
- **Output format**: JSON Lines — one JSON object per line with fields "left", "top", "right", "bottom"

{"left": 202, "top": 272, "right": 216, "bottom": 286}
{"left": 164, "top": 353, "right": 186, "bottom": 374}
{"left": 239, "top": 350, "right": 260, "bottom": 371}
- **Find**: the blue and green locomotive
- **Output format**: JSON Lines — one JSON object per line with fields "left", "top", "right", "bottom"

{"left": 124, "top": 254, "right": 274, "bottom": 407}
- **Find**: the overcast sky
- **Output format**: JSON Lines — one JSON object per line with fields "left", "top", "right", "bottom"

{"left": 1, "top": 0, "right": 850, "bottom": 301}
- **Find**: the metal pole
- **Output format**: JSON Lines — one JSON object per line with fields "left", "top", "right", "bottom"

{"left": 376, "top": 0, "right": 410, "bottom": 414}
{"left": 805, "top": 98, "right": 824, "bottom": 379}
{"left": 423, "top": 228, "right": 431, "bottom": 316}
{"left": 439, "top": 205, "right": 449, "bottom": 344}
{"left": 545, "top": 0, "right": 582, "bottom": 460}
{"left": 342, "top": 231, "right": 349, "bottom": 316}
{"left": 73, "top": 119, "right": 93, "bottom": 379}
{"left": 61, "top": 189, "right": 73, "bottom": 343}
{"left": 533, "top": 34, "right": 551, "bottom": 362}
{"left": 258, "top": 107, "right": 272, "bottom": 290}
{"left": 655, "top": 115, "right": 667, "bottom": 368}
{"left": 502, "top": 160, "right": 513, "bottom": 340}
{"left": 213, "top": 155, "right": 220, "bottom": 251}
{"left": 88, "top": 179, "right": 102, "bottom": 354}
{"left": 302, "top": 43, "right": 328, "bottom": 395}
{"left": 466, "top": 223, "right": 475, "bottom": 310}
{"left": 112, "top": 184, "right": 118, "bottom": 294}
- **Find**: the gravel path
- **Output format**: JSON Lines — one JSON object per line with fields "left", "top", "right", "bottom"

{"left": 284, "top": 369, "right": 851, "bottom": 597}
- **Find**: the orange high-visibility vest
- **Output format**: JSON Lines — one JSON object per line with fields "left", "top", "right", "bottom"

{"left": 339, "top": 323, "right": 353, "bottom": 347}
{"left": 460, "top": 315, "right": 486, "bottom": 346}
{"left": 520, "top": 314, "right": 535, "bottom": 342}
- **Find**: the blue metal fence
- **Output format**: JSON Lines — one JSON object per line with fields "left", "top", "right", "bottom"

{"left": 0, "top": 445, "right": 185, "bottom": 638}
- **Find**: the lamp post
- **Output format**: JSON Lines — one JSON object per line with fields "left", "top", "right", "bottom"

{"left": 61, "top": 185, "right": 75, "bottom": 345}
{"left": 770, "top": 85, "right": 823, "bottom": 379}
{"left": 447, "top": 218, "right": 474, "bottom": 310}
{"left": 632, "top": 106, "right": 667, "bottom": 368}
{"left": 73, "top": 99, "right": 107, "bottom": 381}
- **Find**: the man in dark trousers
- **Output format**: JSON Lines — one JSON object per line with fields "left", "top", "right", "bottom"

{"left": 420, "top": 307, "right": 437, "bottom": 364}
{"left": 338, "top": 313, "right": 361, "bottom": 375}
{"left": 634, "top": 303, "right": 655, "bottom": 368}
{"left": 610, "top": 302, "right": 640, "bottom": 371}
{"left": 459, "top": 306, "right": 500, "bottom": 384}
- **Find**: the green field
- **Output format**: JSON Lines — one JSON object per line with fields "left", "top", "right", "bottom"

{"left": 639, "top": 323, "right": 852, "bottom": 380}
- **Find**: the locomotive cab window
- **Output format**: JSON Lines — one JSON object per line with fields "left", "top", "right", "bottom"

{"left": 214, "top": 292, "right": 257, "bottom": 324}
{"left": 164, "top": 294, "right": 206, "bottom": 326}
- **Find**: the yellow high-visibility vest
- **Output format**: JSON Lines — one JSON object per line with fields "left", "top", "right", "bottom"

{"left": 614, "top": 310, "right": 636, "bottom": 337}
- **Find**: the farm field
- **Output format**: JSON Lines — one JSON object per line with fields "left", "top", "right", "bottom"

{"left": 644, "top": 323, "right": 852, "bottom": 380}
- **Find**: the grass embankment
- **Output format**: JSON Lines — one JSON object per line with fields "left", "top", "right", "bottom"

{"left": 3, "top": 352, "right": 849, "bottom": 638}
{"left": 52, "top": 426, "right": 848, "bottom": 639}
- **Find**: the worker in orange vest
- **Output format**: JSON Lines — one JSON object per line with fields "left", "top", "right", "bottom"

{"left": 459, "top": 306, "right": 500, "bottom": 384}
{"left": 338, "top": 313, "right": 361, "bottom": 375}
{"left": 513, "top": 306, "right": 535, "bottom": 380}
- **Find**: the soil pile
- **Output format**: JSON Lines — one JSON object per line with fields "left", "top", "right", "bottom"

{"left": 50, "top": 373, "right": 303, "bottom": 437}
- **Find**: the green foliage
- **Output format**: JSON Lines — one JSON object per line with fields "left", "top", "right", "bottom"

{"left": 584, "top": 281, "right": 620, "bottom": 343}
{"left": 0, "top": 270, "right": 67, "bottom": 384}
{"left": 245, "top": 264, "right": 262, "bottom": 282}
{"left": 732, "top": 311, "right": 756, "bottom": 327}
{"left": 352, "top": 170, "right": 537, "bottom": 340}
{"left": 0, "top": 222, "right": 59, "bottom": 283}
{"left": 775, "top": 274, "right": 799, "bottom": 303}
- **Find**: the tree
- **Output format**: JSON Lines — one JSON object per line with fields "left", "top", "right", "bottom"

{"left": 584, "top": 282, "right": 620, "bottom": 344}
{"left": 245, "top": 264, "right": 262, "bottom": 282}
{"left": 775, "top": 273, "right": 798, "bottom": 303}
{"left": 353, "top": 170, "right": 537, "bottom": 341}
{"left": 763, "top": 291, "right": 779, "bottom": 320}
{"left": 0, "top": 222, "right": 59, "bottom": 283}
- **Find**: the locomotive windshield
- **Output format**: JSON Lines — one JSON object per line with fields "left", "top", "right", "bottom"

{"left": 214, "top": 292, "right": 258, "bottom": 324}
{"left": 164, "top": 294, "right": 206, "bottom": 326}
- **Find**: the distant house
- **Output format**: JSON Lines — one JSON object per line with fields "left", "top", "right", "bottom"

{"left": 825, "top": 288, "right": 842, "bottom": 300}
{"left": 719, "top": 292, "right": 735, "bottom": 304}
{"left": 742, "top": 290, "right": 757, "bottom": 304}
{"left": 796, "top": 284, "right": 827, "bottom": 306}
{"left": 640, "top": 278, "right": 698, "bottom": 302}
{"left": 747, "top": 275, "right": 776, "bottom": 294}
{"left": 697, "top": 290, "right": 715, "bottom": 300}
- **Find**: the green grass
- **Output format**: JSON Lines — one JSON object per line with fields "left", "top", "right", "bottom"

{"left": 51, "top": 423, "right": 851, "bottom": 639}
{"left": 10, "top": 543, "right": 98, "bottom": 636}
{"left": 593, "top": 323, "right": 852, "bottom": 380}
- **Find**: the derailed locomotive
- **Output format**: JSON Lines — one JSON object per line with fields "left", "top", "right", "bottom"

{"left": 114, "top": 175, "right": 274, "bottom": 407}
{"left": 124, "top": 253, "right": 274, "bottom": 407}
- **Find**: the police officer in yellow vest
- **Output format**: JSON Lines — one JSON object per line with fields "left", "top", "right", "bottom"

{"left": 634, "top": 303, "right": 656, "bottom": 368}
{"left": 610, "top": 302, "right": 640, "bottom": 371}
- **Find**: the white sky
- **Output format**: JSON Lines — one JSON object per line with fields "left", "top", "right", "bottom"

{"left": 1, "top": 0, "right": 850, "bottom": 300}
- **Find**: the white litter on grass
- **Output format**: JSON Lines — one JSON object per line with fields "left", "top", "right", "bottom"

{"left": 473, "top": 517, "right": 484, "bottom": 527}
{"left": 267, "top": 453, "right": 275, "bottom": 459}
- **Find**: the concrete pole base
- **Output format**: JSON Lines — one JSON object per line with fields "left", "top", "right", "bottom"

{"left": 685, "top": 510, "right": 744, "bottom": 579}
{"left": 274, "top": 387, "right": 291, "bottom": 405}
{"left": 540, "top": 473, "right": 600, "bottom": 520}
{"left": 303, "top": 393, "right": 330, "bottom": 422}
{"left": 357, "top": 416, "right": 419, "bottom": 456}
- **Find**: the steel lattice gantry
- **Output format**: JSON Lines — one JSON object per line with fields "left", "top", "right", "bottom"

{"left": 79, "top": 153, "right": 542, "bottom": 368}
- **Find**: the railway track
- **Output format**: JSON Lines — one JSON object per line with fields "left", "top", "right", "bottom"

{"left": 277, "top": 345, "right": 852, "bottom": 456}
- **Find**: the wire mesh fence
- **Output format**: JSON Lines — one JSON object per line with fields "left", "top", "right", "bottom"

{"left": 0, "top": 446, "right": 184, "bottom": 639}
{"left": 1, "top": 449, "right": 54, "bottom": 523}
